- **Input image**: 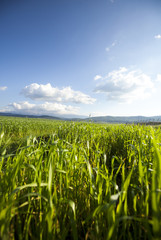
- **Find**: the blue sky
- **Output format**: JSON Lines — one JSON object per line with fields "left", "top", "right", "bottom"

{"left": 0, "top": 0, "right": 161, "bottom": 117}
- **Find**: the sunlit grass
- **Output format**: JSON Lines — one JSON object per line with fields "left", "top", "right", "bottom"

{"left": 0, "top": 116, "right": 161, "bottom": 239}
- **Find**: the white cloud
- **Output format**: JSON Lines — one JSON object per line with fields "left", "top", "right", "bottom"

{"left": 105, "top": 41, "right": 117, "bottom": 52}
{"left": 111, "top": 41, "right": 116, "bottom": 47}
{"left": 94, "top": 75, "right": 102, "bottom": 81}
{"left": 105, "top": 47, "right": 110, "bottom": 52}
{"left": 21, "top": 83, "right": 96, "bottom": 104}
{"left": 94, "top": 67, "right": 154, "bottom": 103}
{"left": 1, "top": 101, "right": 79, "bottom": 116}
{"left": 156, "top": 74, "right": 161, "bottom": 82}
{"left": 0, "top": 86, "right": 7, "bottom": 91}
{"left": 154, "top": 34, "right": 161, "bottom": 39}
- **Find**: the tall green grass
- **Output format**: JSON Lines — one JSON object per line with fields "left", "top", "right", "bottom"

{"left": 0, "top": 116, "right": 161, "bottom": 239}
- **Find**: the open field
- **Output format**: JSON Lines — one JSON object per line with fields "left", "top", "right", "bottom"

{"left": 0, "top": 116, "right": 161, "bottom": 239}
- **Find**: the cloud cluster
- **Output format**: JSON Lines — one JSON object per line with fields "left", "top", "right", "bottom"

{"left": 21, "top": 83, "right": 96, "bottom": 104}
{"left": 1, "top": 83, "right": 95, "bottom": 116}
{"left": 94, "top": 67, "right": 154, "bottom": 103}
{"left": 0, "top": 86, "right": 7, "bottom": 91}
{"left": 2, "top": 101, "right": 79, "bottom": 116}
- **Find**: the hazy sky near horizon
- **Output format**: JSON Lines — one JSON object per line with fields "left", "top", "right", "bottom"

{"left": 1, "top": 0, "right": 161, "bottom": 117}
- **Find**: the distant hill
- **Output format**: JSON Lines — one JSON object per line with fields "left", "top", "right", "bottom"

{"left": 85, "top": 115, "right": 161, "bottom": 123}
{"left": 1, "top": 112, "right": 161, "bottom": 124}
{"left": 0, "top": 112, "right": 63, "bottom": 120}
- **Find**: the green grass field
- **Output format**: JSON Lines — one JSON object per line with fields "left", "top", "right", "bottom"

{"left": 0, "top": 116, "right": 161, "bottom": 240}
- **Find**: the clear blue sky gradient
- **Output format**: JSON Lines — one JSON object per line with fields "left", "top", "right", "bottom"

{"left": 1, "top": 0, "right": 161, "bottom": 117}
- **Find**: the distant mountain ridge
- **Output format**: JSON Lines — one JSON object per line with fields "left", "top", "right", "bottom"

{"left": 0, "top": 112, "right": 62, "bottom": 120}
{"left": 86, "top": 115, "right": 161, "bottom": 123}
{"left": 1, "top": 112, "right": 161, "bottom": 123}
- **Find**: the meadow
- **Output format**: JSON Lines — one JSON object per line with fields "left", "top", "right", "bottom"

{"left": 0, "top": 116, "right": 161, "bottom": 240}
